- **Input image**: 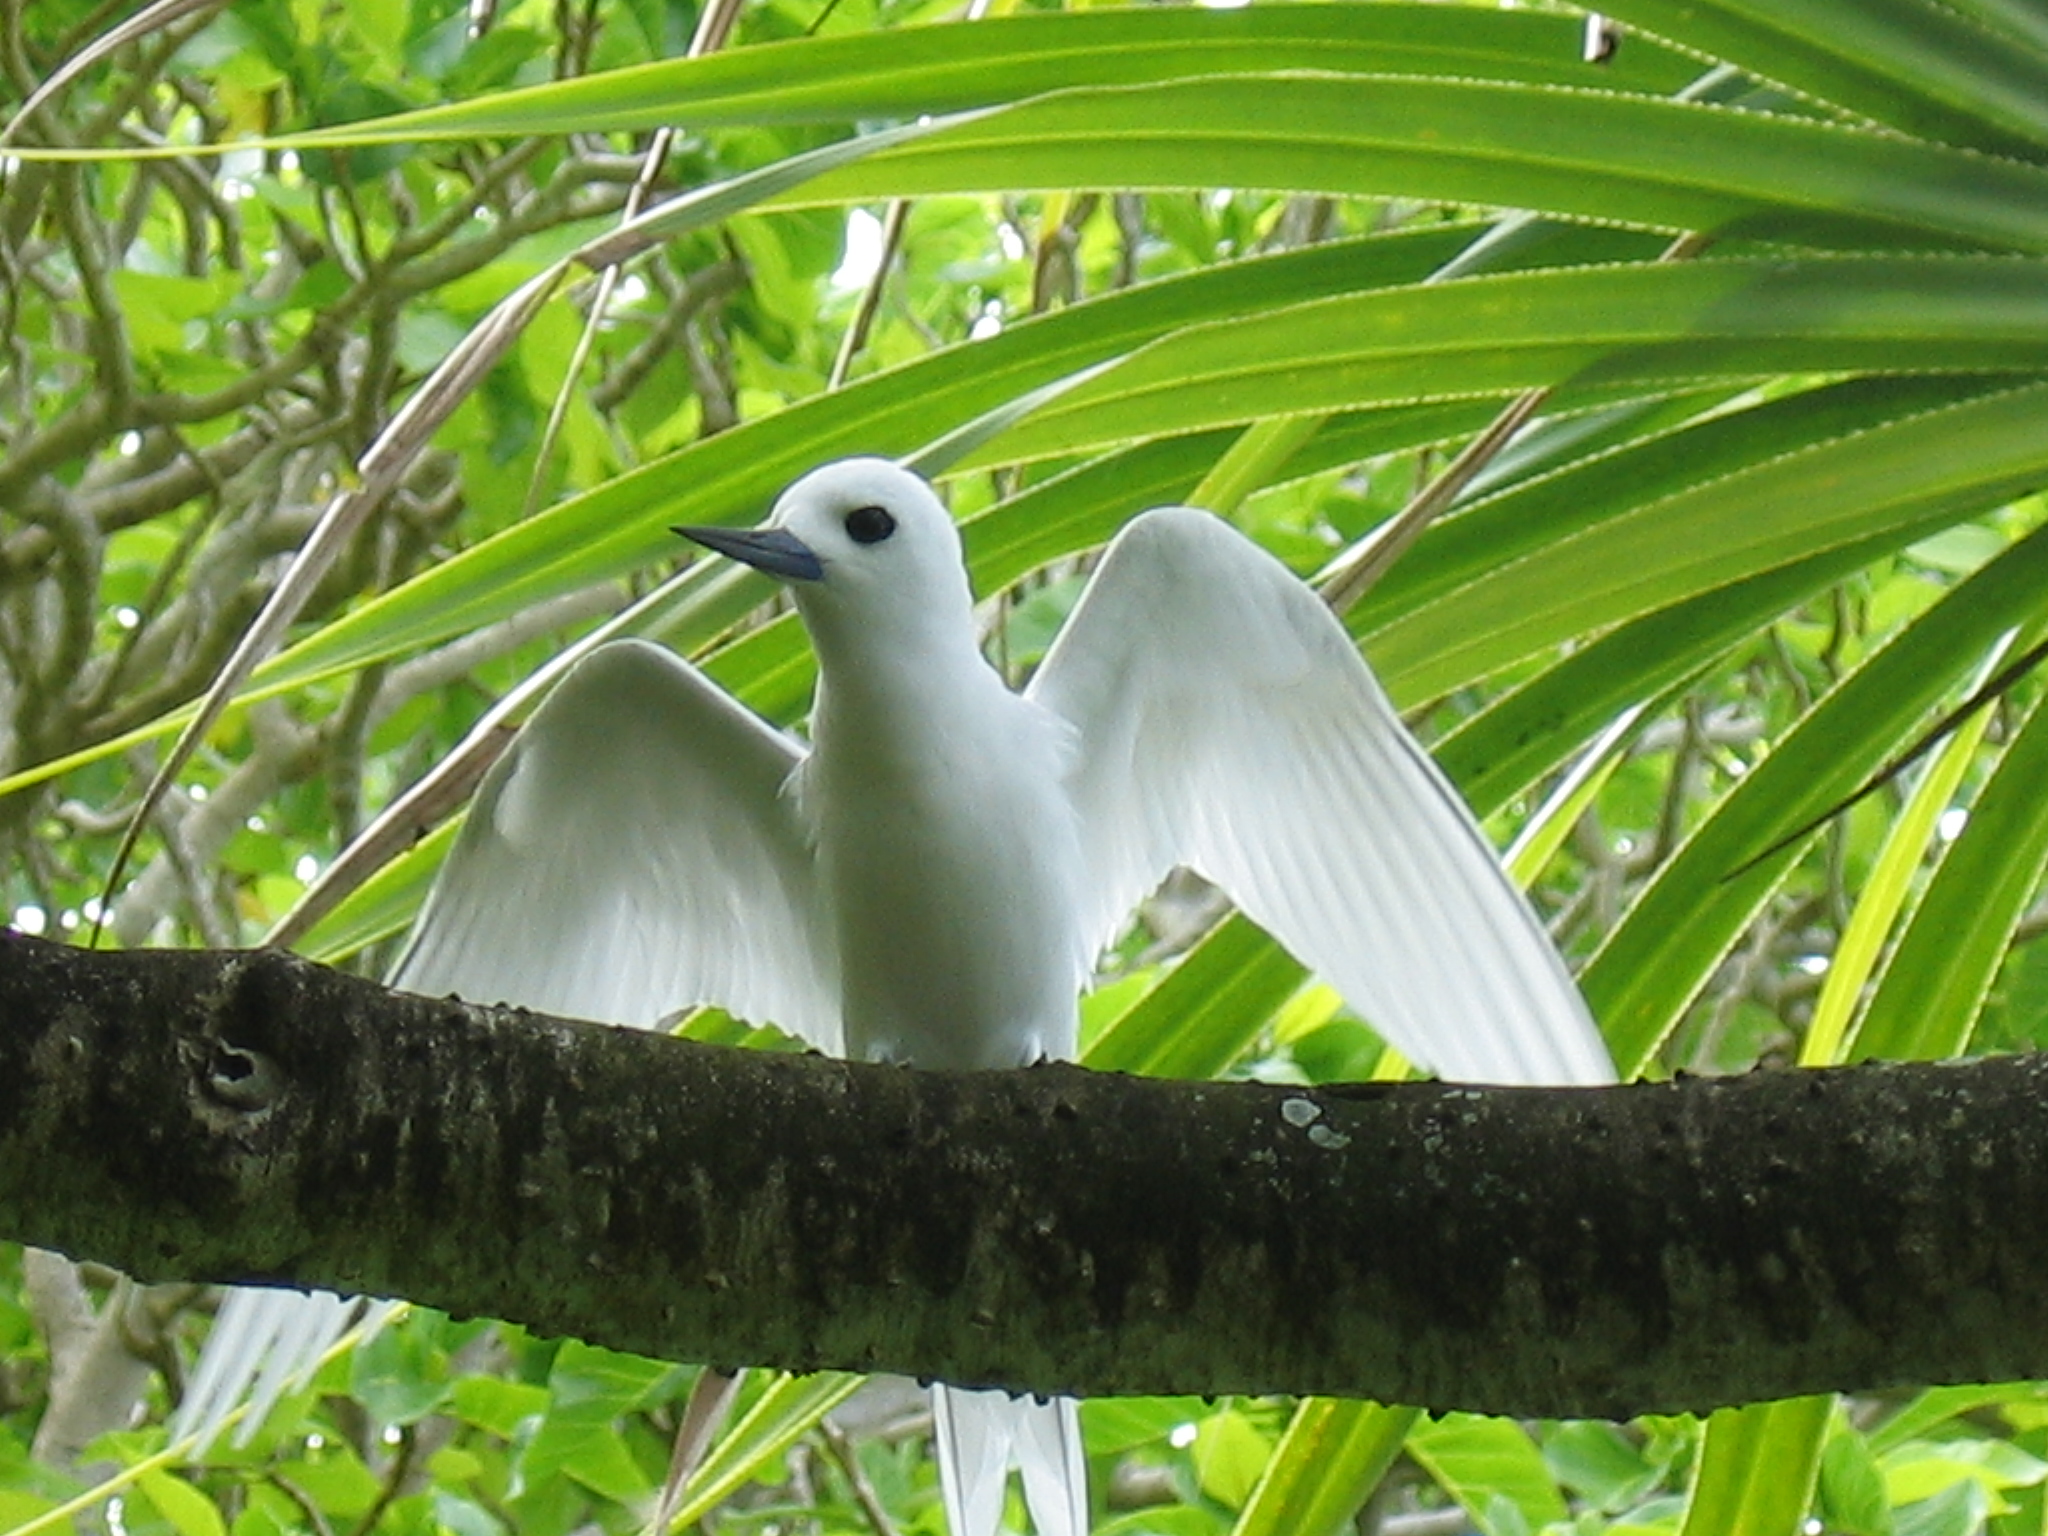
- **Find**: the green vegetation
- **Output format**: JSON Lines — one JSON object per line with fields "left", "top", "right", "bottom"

{"left": 3, "top": 0, "right": 2048, "bottom": 1531}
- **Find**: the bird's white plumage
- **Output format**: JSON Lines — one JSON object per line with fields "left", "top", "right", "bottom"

{"left": 393, "top": 639, "right": 837, "bottom": 1051}
{"left": 770, "top": 458, "right": 1091, "bottom": 1070}
{"left": 935, "top": 1389, "right": 1088, "bottom": 1536}
{"left": 1028, "top": 506, "right": 1611, "bottom": 1088}
{"left": 175, "top": 1290, "right": 343, "bottom": 1446}
{"left": 181, "top": 458, "right": 1611, "bottom": 1535}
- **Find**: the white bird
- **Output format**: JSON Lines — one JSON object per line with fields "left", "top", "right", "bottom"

{"left": 177, "top": 458, "right": 1612, "bottom": 1535}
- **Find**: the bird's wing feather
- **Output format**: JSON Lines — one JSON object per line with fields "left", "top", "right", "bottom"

{"left": 1028, "top": 508, "right": 1612, "bottom": 1088}
{"left": 393, "top": 636, "right": 836, "bottom": 1049}
{"left": 180, "top": 639, "right": 833, "bottom": 1455}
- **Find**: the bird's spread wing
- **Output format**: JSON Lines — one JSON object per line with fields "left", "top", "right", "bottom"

{"left": 179, "top": 639, "right": 833, "bottom": 1454}
{"left": 393, "top": 636, "right": 836, "bottom": 1049}
{"left": 1028, "top": 508, "right": 1612, "bottom": 1088}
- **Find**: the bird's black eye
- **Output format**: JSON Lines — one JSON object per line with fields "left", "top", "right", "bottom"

{"left": 844, "top": 505, "right": 896, "bottom": 545}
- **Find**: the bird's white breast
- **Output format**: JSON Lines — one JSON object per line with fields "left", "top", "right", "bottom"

{"left": 800, "top": 662, "right": 1090, "bottom": 1071}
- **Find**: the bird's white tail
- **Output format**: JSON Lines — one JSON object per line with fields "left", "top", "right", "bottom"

{"left": 174, "top": 1289, "right": 392, "bottom": 1449}
{"left": 933, "top": 1385, "right": 1087, "bottom": 1536}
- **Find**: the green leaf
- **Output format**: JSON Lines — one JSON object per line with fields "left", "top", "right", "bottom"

{"left": 1361, "top": 375, "right": 2009, "bottom": 649}
{"left": 1230, "top": 1401, "right": 1418, "bottom": 1536}
{"left": 1193, "top": 1409, "right": 1275, "bottom": 1509}
{"left": 0, "top": 1493, "right": 59, "bottom": 1531}
{"left": 1681, "top": 1396, "right": 1831, "bottom": 1536}
{"left": 296, "top": 820, "right": 457, "bottom": 965}
{"left": 1546, "top": 1420, "right": 1667, "bottom": 1511}
{"left": 1818, "top": 1416, "right": 1893, "bottom": 1536}
{"left": 268, "top": 1445, "right": 383, "bottom": 1518}
{"left": 990, "top": 262, "right": 2048, "bottom": 472}
{"left": 134, "top": 1472, "right": 227, "bottom": 1536}
{"left": 1850, "top": 681, "right": 2048, "bottom": 1060}
{"left": 1596, "top": 0, "right": 2048, "bottom": 154}
{"left": 430, "top": 1489, "right": 505, "bottom": 1536}
{"left": 1084, "top": 914, "right": 1304, "bottom": 1079}
{"left": 1097, "top": 1509, "right": 1226, "bottom": 1536}
{"left": 303, "top": 6, "right": 1700, "bottom": 143}
{"left": 1870, "top": 1386, "right": 2048, "bottom": 1455}
{"left": 1406, "top": 1415, "right": 1569, "bottom": 1536}
{"left": 1081, "top": 1396, "right": 1213, "bottom": 1456}
{"left": 1895, "top": 1481, "right": 1990, "bottom": 1536}
{"left": 665, "top": 1372, "right": 864, "bottom": 1527}
{"left": 351, "top": 1318, "right": 454, "bottom": 1428}
{"left": 791, "top": 80, "right": 2048, "bottom": 254}
{"left": 1583, "top": 514, "right": 2048, "bottom": 1075}
{"left": 1374, "top": 378, "right": 2048, "bottom": 707}
{"left": 1882, "top": 1437, "right": 2048, "bottom": 1507}
{"left": 514, "top": 1342, "right": 677, "bottom": 1503}
{"left": 1434, "top": 541, "right": 1870, "bottom": 820}
{"left": 450, "top": 1377, "right": 551, "bottom": 1438}
{"left": 1801, "top": 657, "right": 1999, "bottom": 1066}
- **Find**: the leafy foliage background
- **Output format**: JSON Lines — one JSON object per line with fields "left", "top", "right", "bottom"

{"left": 4, "top": 0, "right": 2048, "bottom": 1532}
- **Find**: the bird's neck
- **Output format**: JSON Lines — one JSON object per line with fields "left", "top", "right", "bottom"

{"left": 814, "top": 635, "right": 1002, "bottom": 736}
{"left": 798, "top": 584, "right": 972, "bottom": 696}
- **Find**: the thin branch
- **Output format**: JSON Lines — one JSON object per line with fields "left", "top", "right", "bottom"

{"left": 590, "top": 258, "right": 749, "bottom": 412}
{"left": 0, "top": 0, "right": 227, "bottom": 146}
{"left": 820, "top": 1417, "right": 902, "bottom": 1536}
{"left": 830, "top": 200, "right": 908, "bottom": 389}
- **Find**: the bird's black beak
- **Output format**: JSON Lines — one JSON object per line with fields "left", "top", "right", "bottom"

{"left": 675, "top": 524, "right": 826, "bottom": 583}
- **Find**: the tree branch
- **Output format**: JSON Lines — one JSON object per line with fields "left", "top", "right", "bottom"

{"left": 1, "top": 931, "right": 2044, "bottom": 1417}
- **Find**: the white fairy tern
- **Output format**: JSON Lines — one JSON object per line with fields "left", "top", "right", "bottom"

{"left": 177, "top": 457, "right": 1613, "bottom": 1535}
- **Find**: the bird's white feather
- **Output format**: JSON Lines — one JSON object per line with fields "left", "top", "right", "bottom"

{"left": 1013, "top": 1394, "right": 1089, "bottom": 1536}
{"left": 934, "top": 1385, "right": 1012, "bottom": 1536}
{"left": 394, "top": 637, "right": 834, "bottom": 1048}
{"left": 1029, "top": 507, "right": 1611, "bottom": 1089}
{"left": 935, "top": 1387, "right": 1087, "bottom": 1536}
{"left": 172, "top": 1288, "right": 391, "bottom": 1448}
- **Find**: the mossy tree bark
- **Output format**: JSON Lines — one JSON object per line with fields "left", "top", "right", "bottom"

{"left": 2, "top": 931, "right": 2044, "bottom": 1415}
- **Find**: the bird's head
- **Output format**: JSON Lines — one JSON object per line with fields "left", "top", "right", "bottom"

{"left": 677, "top": 458, "right": 976, "bottom": 650}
